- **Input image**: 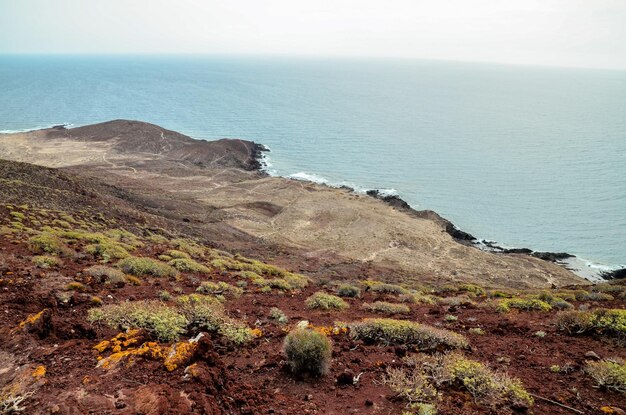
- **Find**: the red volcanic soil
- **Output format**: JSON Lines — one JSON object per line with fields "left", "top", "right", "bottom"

{"left": 1, "top": 159, "right": 625, "bottom": 415}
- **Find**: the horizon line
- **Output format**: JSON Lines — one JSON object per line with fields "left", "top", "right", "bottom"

{"left": 1, "top": 52, "right": 625, "bottom": 72}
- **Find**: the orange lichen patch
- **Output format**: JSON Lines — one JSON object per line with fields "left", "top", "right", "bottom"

{"left": 601, "top": 407, "right": 623, "bottom": 414}
{"left": 97, "top": 342, "right": 165, "bottom": 370}
{"left": 82, "top": 375, "right": 93, "bottom": 385}
{"left": 93, "top": 329, "right": 144, "bottom": 354}
{"left": 310, "top": 325, "right": 349, "bottom": 337}
{"left": 17, "top": 309, "right": 46, "bottom": 329}
{"left": 164, "top": 342, "right": 198, "bottom": 372}
{"left": 250, "top": 328, "right": 263, "bottom": 338}
{"left": 31, "top": 365, "right": 46, "bottom": 379}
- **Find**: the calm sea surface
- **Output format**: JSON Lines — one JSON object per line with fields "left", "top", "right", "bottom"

{"left": 1, "top": 55, "right": 625, "bottom": 271}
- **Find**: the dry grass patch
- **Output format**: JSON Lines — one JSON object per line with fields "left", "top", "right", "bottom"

{"left": 306, "top": 292, "right": 349, "bottom": 311}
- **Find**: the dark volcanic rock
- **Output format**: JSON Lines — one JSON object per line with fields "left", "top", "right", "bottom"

{"left": 366, "top": 189, "right": 477, "bottom": 242}
{"left": 531, "top": 251, "right": 574, "bottom": 262}
{"left": 599, "top": 268, "right": 626, "bottom": 280}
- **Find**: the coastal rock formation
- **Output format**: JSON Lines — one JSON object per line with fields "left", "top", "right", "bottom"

{"left": 0, "top": 120, "right": 584, "bottom": 288}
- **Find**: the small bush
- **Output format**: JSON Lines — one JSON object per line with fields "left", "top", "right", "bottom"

{"left": 166, "top": 249, "right": 190, "bottom": 259}
{"left": 176, "top": 294, "right": 255, "bottom": 344}
{"left": 387, "top": 353, "right": 532, "bottom": 411}
{"left": 85, "top": 265, "right": 126, "bottom": 285}
{"left": 350, "top": 318, "right": 468, "bottom": 350}
{"left": 159, "top": 290, "right": 172, "bottom": 301}
{"left": 269, "top": 307, "right": 288, "bottom": 324}
{"left": 305, "top": 292, "right": 348, "bottom": 311}
{"left": 399, "top": 293, "right": 438, "bottom": 305}
{"left": 28, "top": 233, "right": 70, "bottom": 256}
{"left": 556, "top": 309, "right": 626, "bottom": 341}
{"left": 363, "top": 280, "right": 408, "bottom": 295}
{"left": 336, "top": 284, "right": 361, "bottom": 298}
{"left": 468, "top": 328, "right": 485, "bottom": 335}
{"left": 444, "top": 314, "right": 458, "bottom": 322}
{"left": 196, "top": 281, "right": 243, "bottom": 298}
{"left": 458, "top": 284, "right": 486, "bottom": 297}
{"left": 283, "top": 328, "right": 332, "bottom": 376}
{"left": 168, "top": 258, "right": 210, "bottom": 274}
{"left": 496, "top": 298, "right": 552, "bottom": 313}
{"left": 577, "top": 292, "right": 614, "bottom": 302}
{"left": 171, "top": 238, "right": 205, "bottom": 258}
{"left": 363, "top": 301, "right": 410, "bottom": 314}
{"left": 118, "top": 256, "right": 178, "bottom": 277}
{"left": 31, "top": 255, "right": 60, "bottom": 268}
{"left": 65, "top": 281, "right": 87, "bottom": 291}
{"left": 84, "top": 240, "right": 131, "bottom": 262}
{"left": 585, "top": 359, "right": 626, "bottom": 393}
{"left": 88, "top": 300, "right": 187, "bottom": 342}
{"left": 125, "top": 275, "right": 142, "bottom": 286}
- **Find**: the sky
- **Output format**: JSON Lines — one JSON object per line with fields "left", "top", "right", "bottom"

{"left": 1, "top": 0, "right": 625, "bottom": 69}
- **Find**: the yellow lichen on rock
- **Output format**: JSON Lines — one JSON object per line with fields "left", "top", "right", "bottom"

{"left": 17, "top": 310, "right": 46, "bottom": 329}
{"left": 31, "top": 365, "right": 46, "bottom": 379}
{"left": 164, "top": 342, "right": 197, "bottom": 372}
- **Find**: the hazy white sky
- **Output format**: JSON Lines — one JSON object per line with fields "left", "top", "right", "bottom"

{"left": 1, "top": 0, "right": 625, "bottom": 69}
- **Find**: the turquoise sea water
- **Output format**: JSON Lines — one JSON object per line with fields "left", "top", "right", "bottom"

{"left": 1, "top": 55, "right": 625, "bottom": 271}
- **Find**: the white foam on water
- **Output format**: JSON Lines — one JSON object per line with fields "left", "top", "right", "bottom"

{"left": 0, "top": 123, "right": 73, "bottom": 134}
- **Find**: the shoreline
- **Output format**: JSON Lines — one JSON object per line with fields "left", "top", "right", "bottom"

{"left": 254, "top": 147, "right": 623, "bottom": 282}
{"left": 3, "top": 122, "right": 622, "bottom": 282}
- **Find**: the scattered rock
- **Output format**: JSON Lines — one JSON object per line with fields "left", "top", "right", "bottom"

{"left": 584, "top": 351, "right": 601, "bottom": 360}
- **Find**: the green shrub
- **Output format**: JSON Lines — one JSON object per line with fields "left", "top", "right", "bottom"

{"left": 305, "top": 292, "right": 349, "bottom": 311}
{"left": 269, "top": 307, "right": 288, "bottom": 324}
{"left": 166, "top": 249, "right": 190, "bottom": 259}
{"left": 117, "top": 256, "right": 178, "bottom": 277}
{"left": 399, "top": 293, "right": 438, "bottom": 305}
{"left": 196, "top": 281, "right": 243, "bottom": 298}
{"left": 175, "top": 294, "right": 255, "bottom": 344}
{"left": 556, "top": 309, "right": 626, "bottom": 340}
{"left": 85, "top": 240, "right": 131, "bottom": 262}
{"left": 88, "top": 300, "right": 187, "bottom": 342}
{"left": 283, "top": 328, "right": 332, "bottom": 376}
{"left": 468, "top": 328, "right": 485, "bottom": 335}
{"left": 350, "top": 318, "right": 468, "bottom": 350}
{"left": 28, "top": 233, "right": 70, "bottom": 256}
{"left": 496, "top": 298, "right": 552, "bottom": 313}
{"left": 458, "top": 284, "right": 486, "bottom": 297}
{"left": 576, "top": 292, "right": 614, "bottom": 302}
{"left": 336, "top": 284, "right": 361, "bottom": 298}
{"left": 85, "top": 265, "right": 126, "bottom": 285}
{"left": 159, "top": 290, "right": 172, "bottom": 301}
{"left": 171, "top": 238, "right": 205, "bottom": 258}
{"left": 387, "top": 353, "right": 532, "bottom": 411}
{"left": 363, "top": 301, "right": 410, "bottom": 314}
{"left": 31, "top": 255, "right": 60, "bottom": 268}
{"left": 363, "top": 280, "right": 408, "bottom": 295}
{"left": 168, "top": 258, "right": 210, "bottom": 274}
{"left": 585, "top": 359, "right": 626, "bottom": 393}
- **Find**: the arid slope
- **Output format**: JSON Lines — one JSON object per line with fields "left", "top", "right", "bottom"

{"left": 0, "top": 120, "right": 583, "bottom": 288}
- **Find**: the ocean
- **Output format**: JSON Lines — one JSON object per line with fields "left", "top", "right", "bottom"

{"left": 1, "top": 54, "right": 625, "bottom": 274}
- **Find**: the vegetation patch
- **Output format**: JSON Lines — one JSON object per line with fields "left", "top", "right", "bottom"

{"left": 196, "top": 281, "right": 243, "bottom": 298}
{"left": 31, "top": 255, "right": 60, "bottom": 268}
{"left": 305, "top": 291, "right": 349, "bottom": 311}
{"left": 283, "top": 328, "right": 332, "bottom": 376}
{"left": 85, "top": 265, "right": 126, "bottom": 285}
{"left": 556, "top": 309, "right": 626, "bottom": 342}
{"left": 384, "top": 353, "right": 533, "bottom": 412}
{"left": 176, "top": 294, "right": 257, "bottom": 344}
{"left": 269, "top": 307, "right": 288, "bottom": 324}
{"left": 168, "top": 258, "right": 210, "bottom": 274}
{"left": 349, "top": 318, "right": 468, "bottom": 350}
{"left": 88, "top": 300, "right": 188, "bottom": 342}
{"left": 336, "top": 283, "right": 361, "bottom": 298}
{"left": 363, "top": 301, "right": 410, "bottom": 314}
{"left": 363, "top": 280, "right": 408, "bottom": 295}
{"left": 585, "top": 359, "right": 626, "bottom": 393}
{"left": 28, "top": 233, "right": 71, "bottom": 256}
{"left": 496, "top": 298, "right": 552, "bottom": 313}
{"left": 117, "top": 256, "right": 178, "bottom": 278}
